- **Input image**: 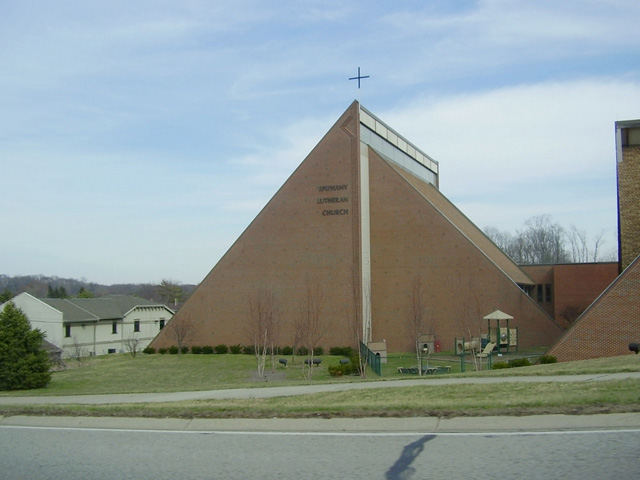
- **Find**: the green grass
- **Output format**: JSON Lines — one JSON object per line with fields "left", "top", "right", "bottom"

{"left": 1, "top": 352, "right": 639, "bottom": 418}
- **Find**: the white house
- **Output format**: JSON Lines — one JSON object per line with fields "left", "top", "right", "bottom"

{"left": 3, "top": 293, "right": 174, "bottom": 357}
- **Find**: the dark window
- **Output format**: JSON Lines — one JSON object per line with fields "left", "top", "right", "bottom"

{"left": 112, "top": 321, "right": 118, "bottom": 334}
{"left": 536, "top": 285, "right": 543, "bottom": 302}
{"left": 159, "top": 319, "right": 165, "bottom": 330}
{"left": 134, "top": 320, "right": 140, "bottom": 333}
{"left": 545, "top": 284, "right": 552, "bottom": 303}
{"left": 64, "top": 324, "right": 71, "bottom": 338}
{"left": 108, "top": 348, "right": 116, "bottom": 354}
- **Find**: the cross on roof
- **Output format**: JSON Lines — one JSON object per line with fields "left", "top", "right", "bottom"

{"left": 349, "top": 67, "right": 370, "bottom": 89}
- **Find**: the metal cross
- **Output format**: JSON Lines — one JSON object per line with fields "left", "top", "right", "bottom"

{"left": 349, "top": 67, "right": 370, "bottom": 89}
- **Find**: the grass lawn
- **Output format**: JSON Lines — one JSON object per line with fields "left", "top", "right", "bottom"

{"left": 1, "top": 352, "right": 639, "bottom": 418}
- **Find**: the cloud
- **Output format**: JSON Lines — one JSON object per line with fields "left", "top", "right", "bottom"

{"left": 379, "top": 77, "right": 640, "bottom": 246}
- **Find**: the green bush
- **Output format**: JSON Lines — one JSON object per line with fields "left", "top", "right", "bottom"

{"left": 158, "top": 348, "right": 167, "bottom": 354}
{"left": 281, "top": 346, "right": 293, "bottom": 355}
{"left": 313, "top": 347, "right": 324, "bottom": 356}
{"left": 538, "top": 354, "right": 557, "bottom": 364}
{"left": 181, "top": 346, "right": 189, "bottom": 354}
{"left": 202, "top": 346, "right": 214, "bottom": 354}
{"left": 492, "top": 361, "right": 510, "bottom": 369}
{"left": 142, "top": 347, "right": 155, "bottom": 354}
{"left": 214, "top": 344, "right": 229, "bottom": 354}
{"left": 330, "top": 346, "right": 354, "bottom": 357}
{"left": 297, "top": 346, "right": 309, "bottom": 356}
{"left": 328, "top": 364, "right": 348, "bottom": 377}
{"left": 230, "top": 344, "right": 242, "bottom": 354}
{"left": 168, "top": 346, "right": 179, "bottom": 355}
{"left": 509, "top": 358, "right": 531, "bottom": 368}
{"left": 243, "top": 345, "right": 255, "bottom": 355}
{"left": 191, "top": 346, "right": 202, "bottom": 354}
{"left": 0, "top": 302, "right": 51, "bottom": 390}
{"left": 328, "top": 356, "right": 361, "bottom": 377}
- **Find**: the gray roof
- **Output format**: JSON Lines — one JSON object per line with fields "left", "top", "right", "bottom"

{"left": 40, "top": 296, "right": 170, "bottom": 323}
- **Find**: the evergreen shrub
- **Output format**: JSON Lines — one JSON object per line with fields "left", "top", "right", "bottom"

{"left": 538, "top": 355, "right": 557, "bottom": 364}
{"left": 0, "top": 303, "right": 52, "bottom": 390}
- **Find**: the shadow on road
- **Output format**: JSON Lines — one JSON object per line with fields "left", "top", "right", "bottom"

{"left": 385, "top": 435, "right": 435, "bottom": 479}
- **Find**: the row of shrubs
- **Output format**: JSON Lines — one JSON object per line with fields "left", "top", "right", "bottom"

{"left": 142, "top": 345, "right": 357, "bottom": 356}
{"left": 492, "top": 354, "right": 557, "bottom": 369}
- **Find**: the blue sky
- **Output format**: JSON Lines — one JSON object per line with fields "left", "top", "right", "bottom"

{"left": 2, "top": 0, "right": 640, "bottom": 285}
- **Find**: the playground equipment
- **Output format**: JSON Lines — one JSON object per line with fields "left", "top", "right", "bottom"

{"left": 484, "top": 310, "right": 518, "bottom": 354}
{"left": 454, "top": 337, "right": 481, "bottom": 355}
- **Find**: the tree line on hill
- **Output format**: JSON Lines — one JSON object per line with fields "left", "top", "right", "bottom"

{"left": 0, "top": 275, "right": 197, "bottom": 309}
{"left": 484, "top": 214, "right": 617, "bottom": 264}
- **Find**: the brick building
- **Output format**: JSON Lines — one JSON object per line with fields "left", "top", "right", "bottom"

{"left": 546, "top": 119, "right": 640, "bottom": 361}
{"left": 616, "top": 119, "right": 640, "bottom": 271}
{"left": 521, "top": 263, "right": 618, "bottom": 328}
{"left": 151, "top": 101, "right": 562, "bottom": 353}
{"left": 546, "top": 256, "right": 640, "bottom": 361}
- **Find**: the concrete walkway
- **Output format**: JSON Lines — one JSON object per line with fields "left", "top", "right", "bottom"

{"left": 1, "top": 371, "right": 638, "bottom": 405}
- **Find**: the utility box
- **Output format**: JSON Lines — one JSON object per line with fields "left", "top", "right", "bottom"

{"left": 367, "top": 341, "right": 388, "bottom": 364}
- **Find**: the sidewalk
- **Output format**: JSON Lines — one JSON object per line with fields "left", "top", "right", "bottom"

{"left": 1, "top": 371, "right": 638, "bottom": 405}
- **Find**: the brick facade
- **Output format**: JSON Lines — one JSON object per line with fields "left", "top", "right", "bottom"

{"left": 521, "top": 263, "right": 618, "bottom": 327}
{"left": 617, "top": 143, "right": 640, "bottom": 271}
{"left": 151, "top": 102, "right": 564, "bottom": 353}
{"left": 547, "top": 257, "right": 640, "bottom": 361}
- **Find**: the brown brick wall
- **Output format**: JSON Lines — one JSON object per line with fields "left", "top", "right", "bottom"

{"left": 618, "top": 144, "right": 640, "bottom": 270}
{"left": 521, "top": 263, "right": 618, "bottom": 327}
{"left": 552, "top": 263, "right": 618, "bottom": 325}
{"left": 547, "top": 258, "right": 640, "bottom": 361}
{"left": 151, "top": 102, "right": 362, "bottom": 351}
{"left": 368, "top": 150, "right": 562, "bottom": 352}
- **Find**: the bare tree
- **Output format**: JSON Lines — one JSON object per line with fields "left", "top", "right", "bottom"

{"left": 123, "top": 334, "right": 140, "bottom": 358}
{"left": 247, "top": 287, "right": 279, "bottom": 377}
{"left": 452, "top": 276, "right": 487, "bottom": 371}
{"left": 167, "top": 318, "right": 192, "bottom": 357}
{"left": 567, "top": 225, "right": 608, "bottom": 263}
{"left": 297, "top": 277, "right": 329, "bottom": 380}
{"left": 485, "top": 215, "right": 570, "bottom": 264}
{"left": 347, "top": 266, "right": 368, "bottom": 378}
{"left": 67, "top": 336, "right": 88, "bottom": 364}
{"left": 406, "top": 277, "right": 431, "bottom": 376}
{"left": 559, "top": 304, "right": 584, "bottom": 326}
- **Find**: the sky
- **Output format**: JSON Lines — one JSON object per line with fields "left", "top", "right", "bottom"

{"left": 2, "top": 0, "right": 640, "bottom": 285}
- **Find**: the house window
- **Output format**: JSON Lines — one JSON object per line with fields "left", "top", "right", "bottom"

{"left": 134, "top": 320, "right": 140, "bottom": 333}
{"left": 159, "top": 319, "right": 165, "bottom": 330}
{"left": 536, "top": 285, "right": 543, "bottom": 302}
{"left": 64, "top": 324, "right": 71, "bottom": 338}
{"left": 545, "top": 284, "right": 553, "bottom": 303}
{"left": 112, "top": 321, "right": 118, "bottom": 334}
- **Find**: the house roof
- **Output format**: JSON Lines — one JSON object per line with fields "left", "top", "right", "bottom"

{"left": 40, "top": 296, "right": 171, "bottom": 323}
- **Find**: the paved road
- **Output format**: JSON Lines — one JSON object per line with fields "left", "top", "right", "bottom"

{"left": 1, "top": 416, "right": 639, "bottom": 479}
{"left": 1, "top": 371, "right": 638, "bottom": 405}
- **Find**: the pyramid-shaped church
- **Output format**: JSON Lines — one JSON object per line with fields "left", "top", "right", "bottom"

{"left": 152, "top": 101, "right": 562, "bottom": 353}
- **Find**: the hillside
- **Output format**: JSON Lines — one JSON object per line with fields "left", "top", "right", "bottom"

{"left": 0, "top": 274, "right": 197, "bottom": 308}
